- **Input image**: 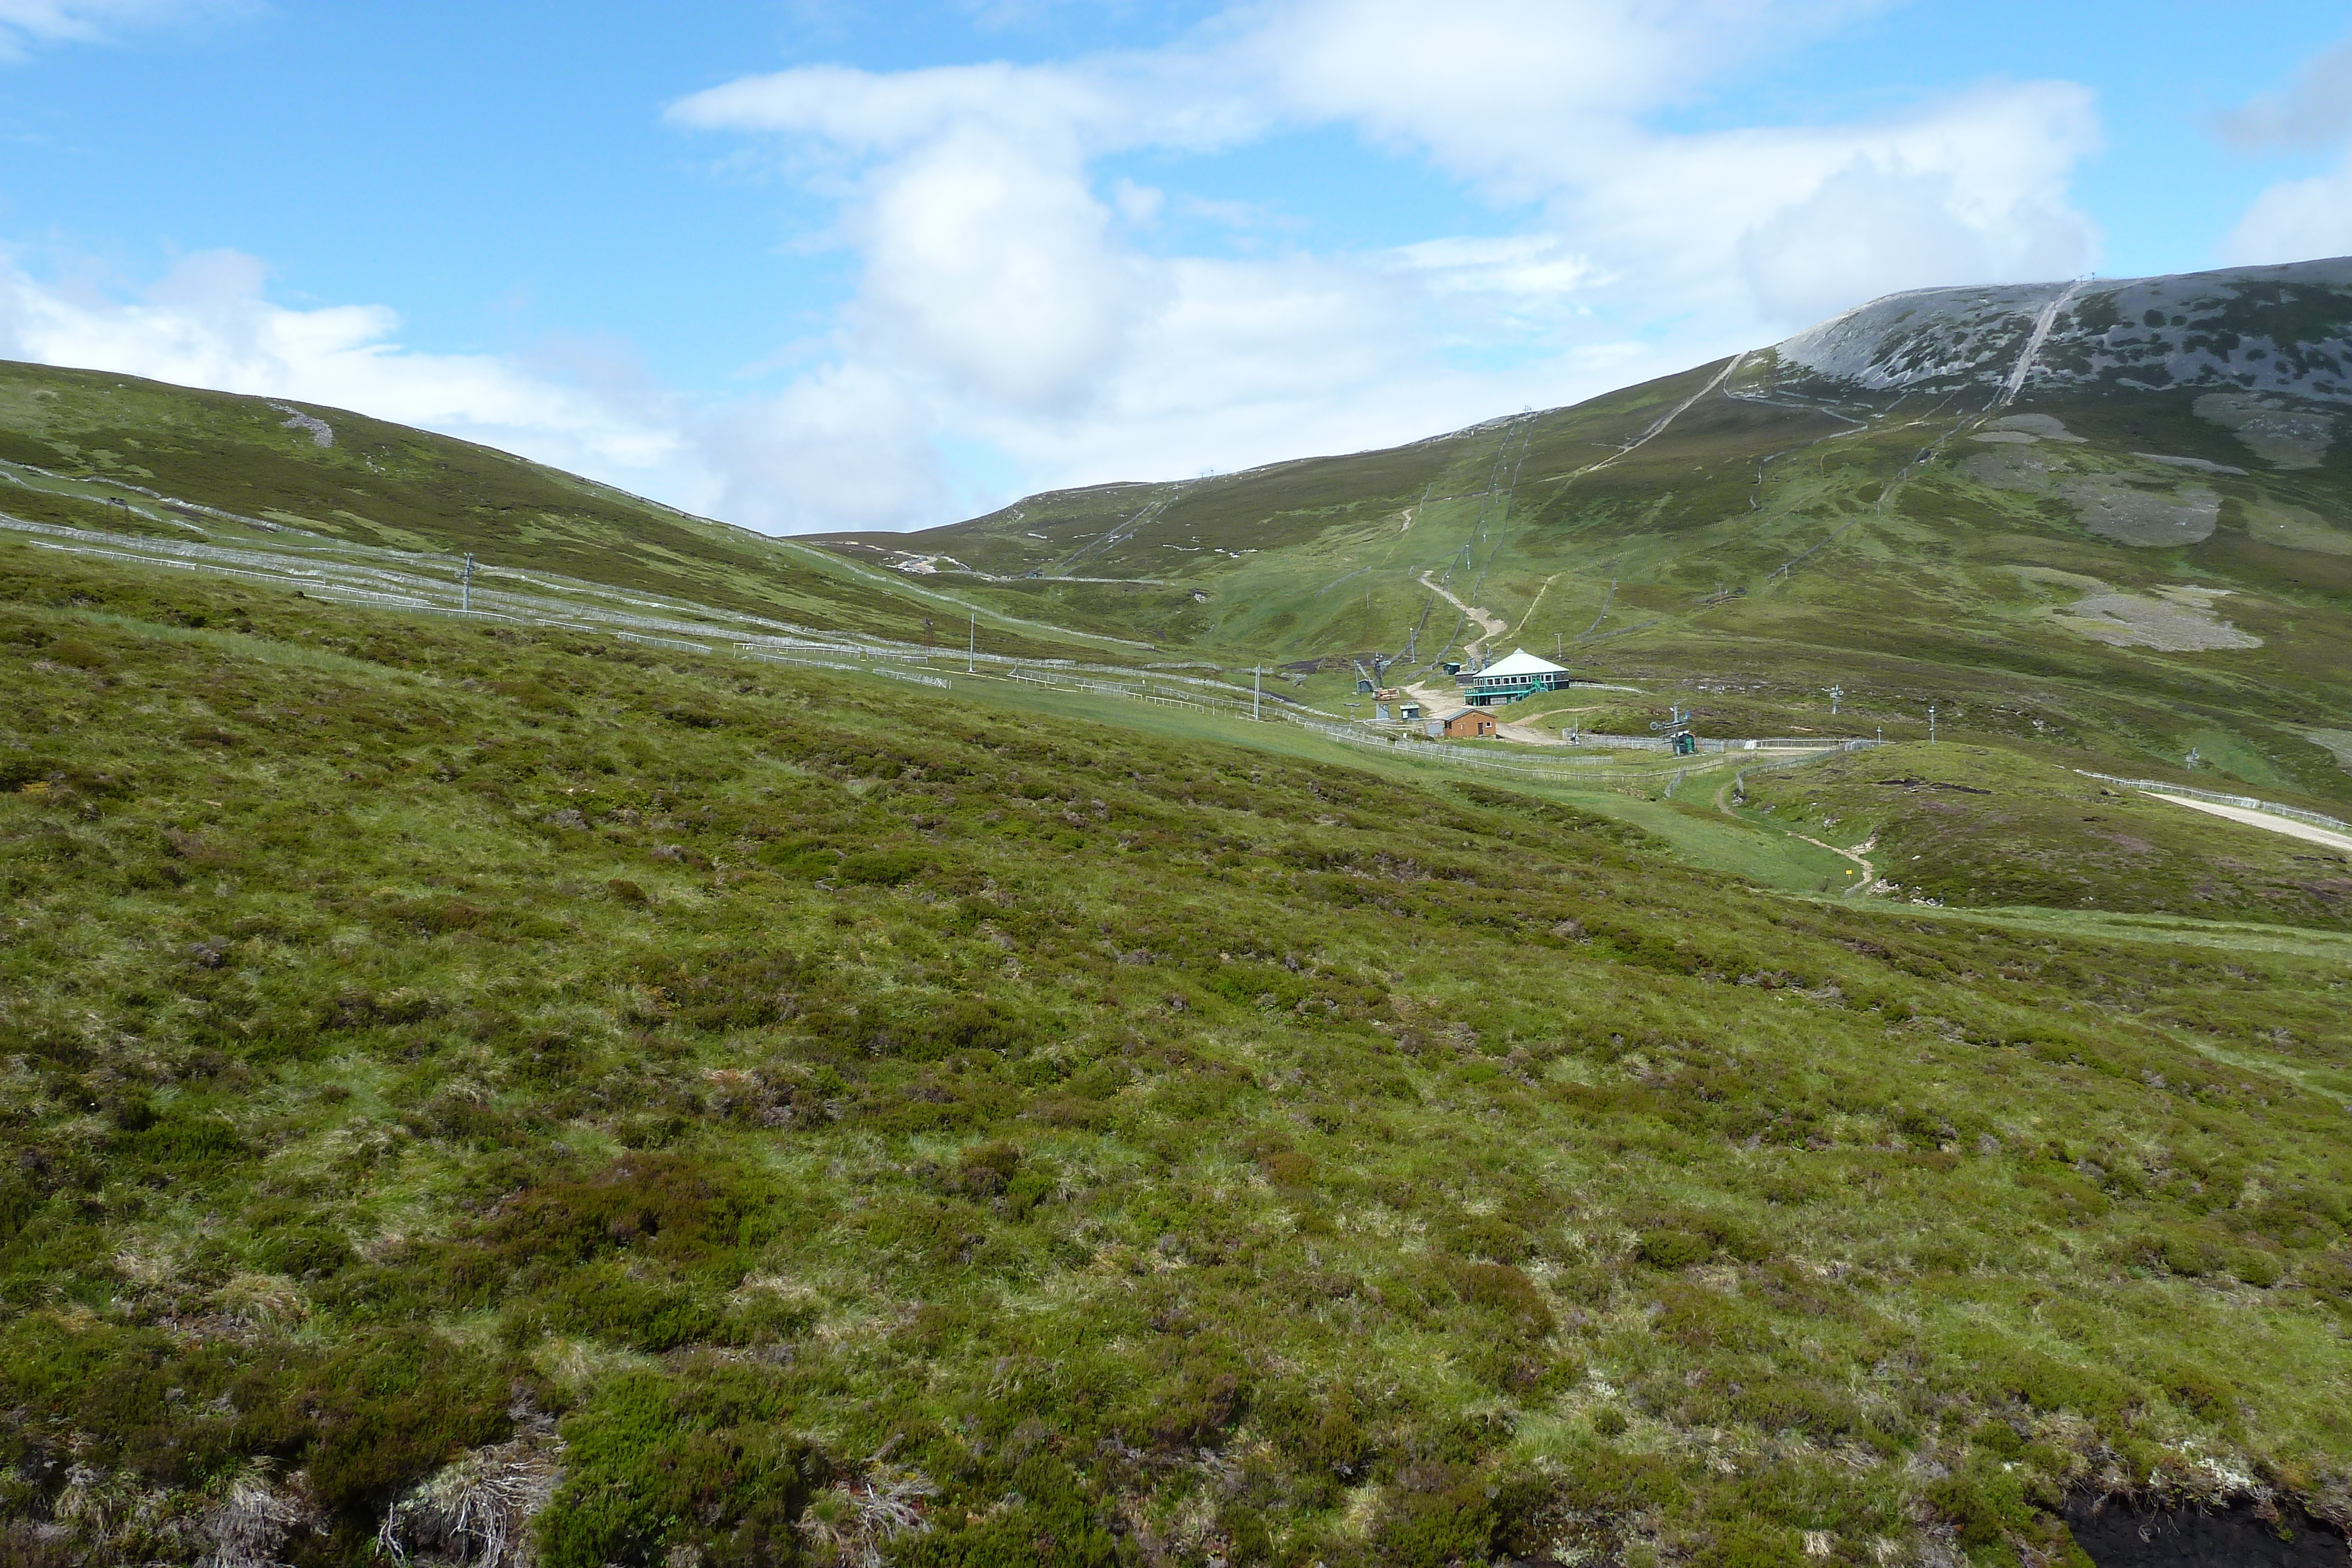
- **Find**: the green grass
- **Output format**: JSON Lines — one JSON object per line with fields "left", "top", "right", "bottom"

{"left": 894, "top": 676, "right": 1859, "bottom": 892}
{"left": 8, "top": 270, "right": 2352, "bottom": 1564}
{"left": 0, "top": 357, "right": 1101, "bottom": 660}
{"left": 1736, "top": 742, "right": 2352, "bottom": 927}
{"left": 791, "top": 270, "right": 2352, "bottom": 828}
{"left": 6, "top": 541, "right": 2352, "bottom": 1566}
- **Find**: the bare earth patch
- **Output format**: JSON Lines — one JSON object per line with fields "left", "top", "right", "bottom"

{"left": 2060, "top": 477, "right": 2220, "bottom": 546}
{"left": 2049, "top": 582, "right": 2260, "bottom": 651}
{"left": 2134, "top": 452, "right": 2247, "bottom": 476}
{"left": 1960, "top": 447, "right": 2061, "bottom": 489}
{"left": 2307, "top": 729, "right": 2352, "bottom": 775}
{"left": 1963, "top": 446, "right": 2223, "bottom": 546}
{"left": 1985, "top": 413, "right": 2086, "bottom": 442}
{"left": 2195, "top": 392, "right": 2336, "bottom": 470}
{"left": 2246, "top": 501, "right": 2352, "bottom": 556}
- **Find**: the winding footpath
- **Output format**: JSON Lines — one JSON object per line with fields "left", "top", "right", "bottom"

{"left": 1713, "top": 776, "right": 1879, "bottom": 892}
{"left": 1416, "top": 571, "right": 1508, "bottom": 661}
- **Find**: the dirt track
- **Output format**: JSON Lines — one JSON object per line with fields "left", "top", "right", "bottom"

{"left": 2144, "top": 793, "right": 2352, "bottom": 854}
{"left": 1417, "top": 571, "right": 1506, "bottom": 660}
{"left": 1714, "top": 776, "right": 1876, "bottom": 892}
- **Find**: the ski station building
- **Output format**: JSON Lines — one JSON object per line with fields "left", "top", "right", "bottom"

{"left": 1459, "top": 648, "right": 1572, "bottom": 706}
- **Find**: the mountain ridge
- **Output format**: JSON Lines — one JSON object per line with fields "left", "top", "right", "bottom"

{"left": 818, "top": 256, "right": 2352, "bottom": 580}
{"left": 0, "top": 357, "right": 1105, "bottom": 659}
{"left": 1770, "top": 258, "right": 2352, "bottom": 401}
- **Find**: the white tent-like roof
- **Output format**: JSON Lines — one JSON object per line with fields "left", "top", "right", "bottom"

{"left": 1475, "top": 648, "right": 1568, "bottom": 678}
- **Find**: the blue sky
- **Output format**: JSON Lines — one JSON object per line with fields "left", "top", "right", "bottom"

{"left": 2, "top": 1, "right": 2348, "bottom": 533}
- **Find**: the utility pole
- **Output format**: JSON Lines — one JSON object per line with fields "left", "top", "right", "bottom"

{"left": 461, "top": 553, "right": 474, "bottom": 613}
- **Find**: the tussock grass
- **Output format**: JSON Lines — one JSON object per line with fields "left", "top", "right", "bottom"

{"left": 1740, "top": 743, "right": 2352, "bottom": 928}
{"left": 2, "top": 545, "right": 2350, "bottom": 1566}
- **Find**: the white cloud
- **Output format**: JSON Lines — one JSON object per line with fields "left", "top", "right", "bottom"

{"left": 659, "top": 0, "right": 2103, "bottom": 529}
{"left": 2222, "top": 144, "right": 2352, "bottom": 267}
{"left": 1242, "top": 0, "right": 1860, "bottom": 196}
{"left": 669, "top": 60, "right": 1132, "bottom": 157}
{"left": 1384, "top": 236, "right": 1602, "bottom": 301}
{"left": 2215, "top": 38, "right": 2352, "bottom": 152}
{"left": 0, "top": 246, "right": 694, "bottom": 486}
{"left": 0, "top": 0, "right": 245, "bottom": 61}
{"left": 1, "top": 0, "right": 2113, "bottom": 538}
{"left": 2217, "top": 38, "right": 2352, "bottom": 268}
{"left": 0, "top": 245, "right": 985, "bottom": 535}
{"left": 692, "top": 361, "right": 946, "bottom": 535}
{"left": 1719, "top": 89, "right": 2100, "bottom": 323}
{"left": 847, "top": 121, "right": 1157, "bottom": 414}
{"left": 1242, "top": 4, "right": 2100, "bottom": 327}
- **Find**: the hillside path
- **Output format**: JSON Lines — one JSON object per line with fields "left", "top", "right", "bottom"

{"left": 1508, "top": 572, "right": 1562, "bottom": 637}
{"left": 1715, "top": 777, "right": 1877, "bottom": 892}
{"left": 2143, "top": 793, "right": 2352, "bottom": 854}
{"left": 1404, "top": 678, "right": 1461, "bottom": 716}
{"left": 1417, "top": 571, "right": 1507, "bottom": 659}
{"left": 1545, "top": 352, "right": 1746, "bottom": 484}
{"left": 1997, "top": 280, "right": 2088, "bottom": 407}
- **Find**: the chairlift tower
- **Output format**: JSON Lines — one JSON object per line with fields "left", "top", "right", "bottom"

{"left": 1651, "top": 706, "right": 1698, "bottom": 757}
{"left": 1825, "top": 683, "right": 1842, "bottom": 717}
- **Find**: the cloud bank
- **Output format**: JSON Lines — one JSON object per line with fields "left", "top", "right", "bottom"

{"left": 662, "top": 0, "right": 2102, "bottom": 530}
{"left": 6, "top": 0, "right": 2123, "bottom": 533}
{"left": 0, "top": 0, "right": 243, "bottom": 61}
{"left": 2220, "top": 38, "right": 2352, "bottom": 267}
{"left": 0, "top": 249, "right": 693, "bottom": 478}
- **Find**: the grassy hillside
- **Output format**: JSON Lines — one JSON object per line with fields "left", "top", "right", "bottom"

{"left": 1732, "top": 743, "right": 2352, "bottom": 927}
{"left": 6, "top": 539, "right": 2352, "bottom": 1566}
{"left": 811, "top": 263, "right": 2352, "bottom": 821}
{"left": 0, "top": 359, "right": 1081, "bottom": 655}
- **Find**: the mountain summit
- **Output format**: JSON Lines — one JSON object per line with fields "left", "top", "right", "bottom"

{"left": 1766, "top": 258, "right": 2352, "bottom": 403}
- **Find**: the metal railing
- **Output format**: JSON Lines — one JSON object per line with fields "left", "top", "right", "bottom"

{"left": 1268, "top": 713, "right": 1877, "bottom": 795}
{"left": 2073, "top": 771, "right": 2350, "bottom": 834}
{"left": 616, "top": 631, "right": 713, "bottom": 654}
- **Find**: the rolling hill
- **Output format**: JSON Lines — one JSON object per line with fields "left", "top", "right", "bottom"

{"left": 4, "top": 260, "right": 2352, "bottom": 1566}
{"left": 0, "top": 360, "right": 1110, "bottom": 661}
{"left": 4, "top": 544, "right": 2350, "bottom": 1567}
{"left": 813, "top": 258, "right": 2352, "bottom": 814}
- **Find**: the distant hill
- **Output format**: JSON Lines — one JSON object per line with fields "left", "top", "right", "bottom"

{"left": 0, "top": 359, "right": 1071, "bottom": 654}
{"left": 1769, "top": 258, "right": 2352, "bottom": 399}
{"left": 811, "top": 258, "right": 2352, "bottom": 808}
